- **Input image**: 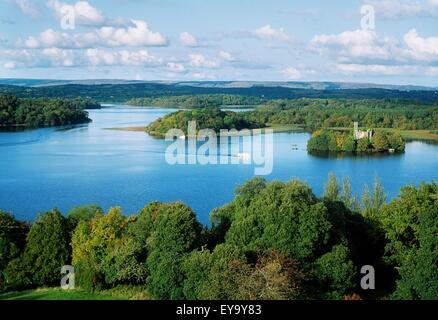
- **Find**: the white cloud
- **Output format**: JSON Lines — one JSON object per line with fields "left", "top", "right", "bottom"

{"left": 42, "top": 47, "right": 75, "bottom": 67}
{"left": 1, "top": 48, "right": 163, "bottom": 68}
{"left": 85, "top": 49, "right": 115, "bottom": 65}
{"left": 310, "top": 28, "right": 438, "bottom": 64}
{"left": 47, "top": 0, "right": 103, "bottom": 26}
{"left": 3, "top": 61, "right": 16, "bottom": 69}
{"left": 19, "top": 20, "right": 168, "bottom": 48}
{"left": 311, "top": 28, "right": 438, "bottom": 79}
{"left": 180, "top": 32, "right": 198, "bottom": 47}
{"left": 218, "top": 51, "right": 233, "bottom": 61}
{"left": 85, "top": 49, "right": 162, "bottom": 66}
{"left": 25, "top": 29, "right": 63, "bottom": 48}
{"left": 429, "top": 0, "right": 438, "bottom": 7}
{"left": 10, "top": 0, "right": 40, "bottom": 18}
{"left": 0, "top": 48, "right": 74, "bottom": 68}
{"left": 189, "top": 54, "right": 217, "bottom": 68}
{"left": 281, "top": 67, "right": 301, "bottom": 80}
{"left": 253, "top": 24, "right": 290, "bottom": 41}
{"left": 97, "top": 21, "right": 167, "bottom": 47}
{"left": 404, "top": 29, "right": 438, "bottom": 57}
{"left": 166, "top": 62, "right": 185, "bottom": 73}
{"left": 47, "top": 0, "right": 123, "bottom": 27}
{"left": 311, "top": 29, "right": 393, "bottom": 60}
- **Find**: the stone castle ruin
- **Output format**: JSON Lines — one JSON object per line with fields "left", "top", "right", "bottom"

{"left": 353, "top": 122, "right": 373, "bottom": 140}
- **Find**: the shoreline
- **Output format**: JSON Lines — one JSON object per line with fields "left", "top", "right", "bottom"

{"left": 103, "top": 125, "right": 438, "bottom": 142}
{"left": 103, "top": 124, "right": 305, "bottom": 136}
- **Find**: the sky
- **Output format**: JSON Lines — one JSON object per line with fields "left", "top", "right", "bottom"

{"left": 0, "top": 0, "right": 437, "bottom": 86}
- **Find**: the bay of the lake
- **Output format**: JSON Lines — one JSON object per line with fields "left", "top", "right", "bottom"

{"left": 1, "top": 105, "right": 437, "bottom": 225}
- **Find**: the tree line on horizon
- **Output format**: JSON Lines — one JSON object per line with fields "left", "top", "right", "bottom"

{"left": 128, "top": 94, "right": 264, "bottom": 108}
{"left": 0, "top": 175, "right": 437, "bottom": 300}
{"left": 1, "top": 83, "right": 437, "bottom": 103}
{"left": 245, "top": 98, "right": 438, "bottom": 131}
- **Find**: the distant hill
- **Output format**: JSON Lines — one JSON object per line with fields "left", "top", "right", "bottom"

{"left": 0, "top": 79, "right": 437, "bottom": 91}
{"left": 0, "top": 79, "right": 437, "bottom": 104}
{"left": 170, "top": 81, "right": 438, "bottom": 92}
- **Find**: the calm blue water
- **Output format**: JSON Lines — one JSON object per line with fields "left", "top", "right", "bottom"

{"left": 1, "top": 105, "right": 437, "bottom": 225}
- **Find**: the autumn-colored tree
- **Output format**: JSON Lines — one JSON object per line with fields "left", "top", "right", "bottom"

{"left": 235, "top": 251, "right": 306, "bottom": 300}
{"left": 71, "top": 207, "right": 146, "bottom": 290}
{"left": 372, "top": 131, "right": 390, "bottom": 151}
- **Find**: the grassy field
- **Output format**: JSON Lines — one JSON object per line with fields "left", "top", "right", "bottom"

{"left": 265, "top": 123, "right": 305, "bottom": 133}
{"left": 0, "top": 286, "right": 149, "bottom": 300}
{"left": 383, "top": 129, "right": 438, "bottom": 142}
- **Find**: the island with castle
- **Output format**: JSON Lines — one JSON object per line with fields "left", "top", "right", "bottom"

{"left": 307, "top": 122, "right": 405, "bottom": 154}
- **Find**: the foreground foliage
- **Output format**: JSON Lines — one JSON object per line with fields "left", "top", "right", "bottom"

{"left": 0, "top": 178, "right": 437, "bottom": 300}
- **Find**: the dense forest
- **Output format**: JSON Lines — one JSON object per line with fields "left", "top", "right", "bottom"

{"left": 144, "top": 98, "right": 438, "bottom": 144}
{"left": 145, "top": 108, "right": 264, "bottom": 137}
{"left": 307, "top": 129, "right": 406, "bottom": 153}
{"left": 244, "top": 98, "right": 438, "bottom": 131}
{"left": 128, "top": 94, "right": 264, "bottom": 108}
{"left": 0, "top": 175, "right": 437, "bottom": 300}
{"left": 1, "top": 83, "right": 437, "bottom": 103}
{"left": 0, "top": 95, "right": 97, "bottom": 128}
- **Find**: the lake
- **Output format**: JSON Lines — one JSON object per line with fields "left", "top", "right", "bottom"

{"left": 1, "top": 105, "right": 437, "bottom": 225}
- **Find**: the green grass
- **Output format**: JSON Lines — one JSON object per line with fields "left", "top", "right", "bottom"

{"left": 394, "top": 129, "right": 438, "bottom": 141}
{"left": 266, "top": 123, "right": 305, "bottom": 133}
{"left": 0, "top": 286, "right": 150, "bottom": 300}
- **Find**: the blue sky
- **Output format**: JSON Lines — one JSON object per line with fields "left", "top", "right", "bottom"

{"left": 0, "top": 0, "right": 437, "bottom": 86}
